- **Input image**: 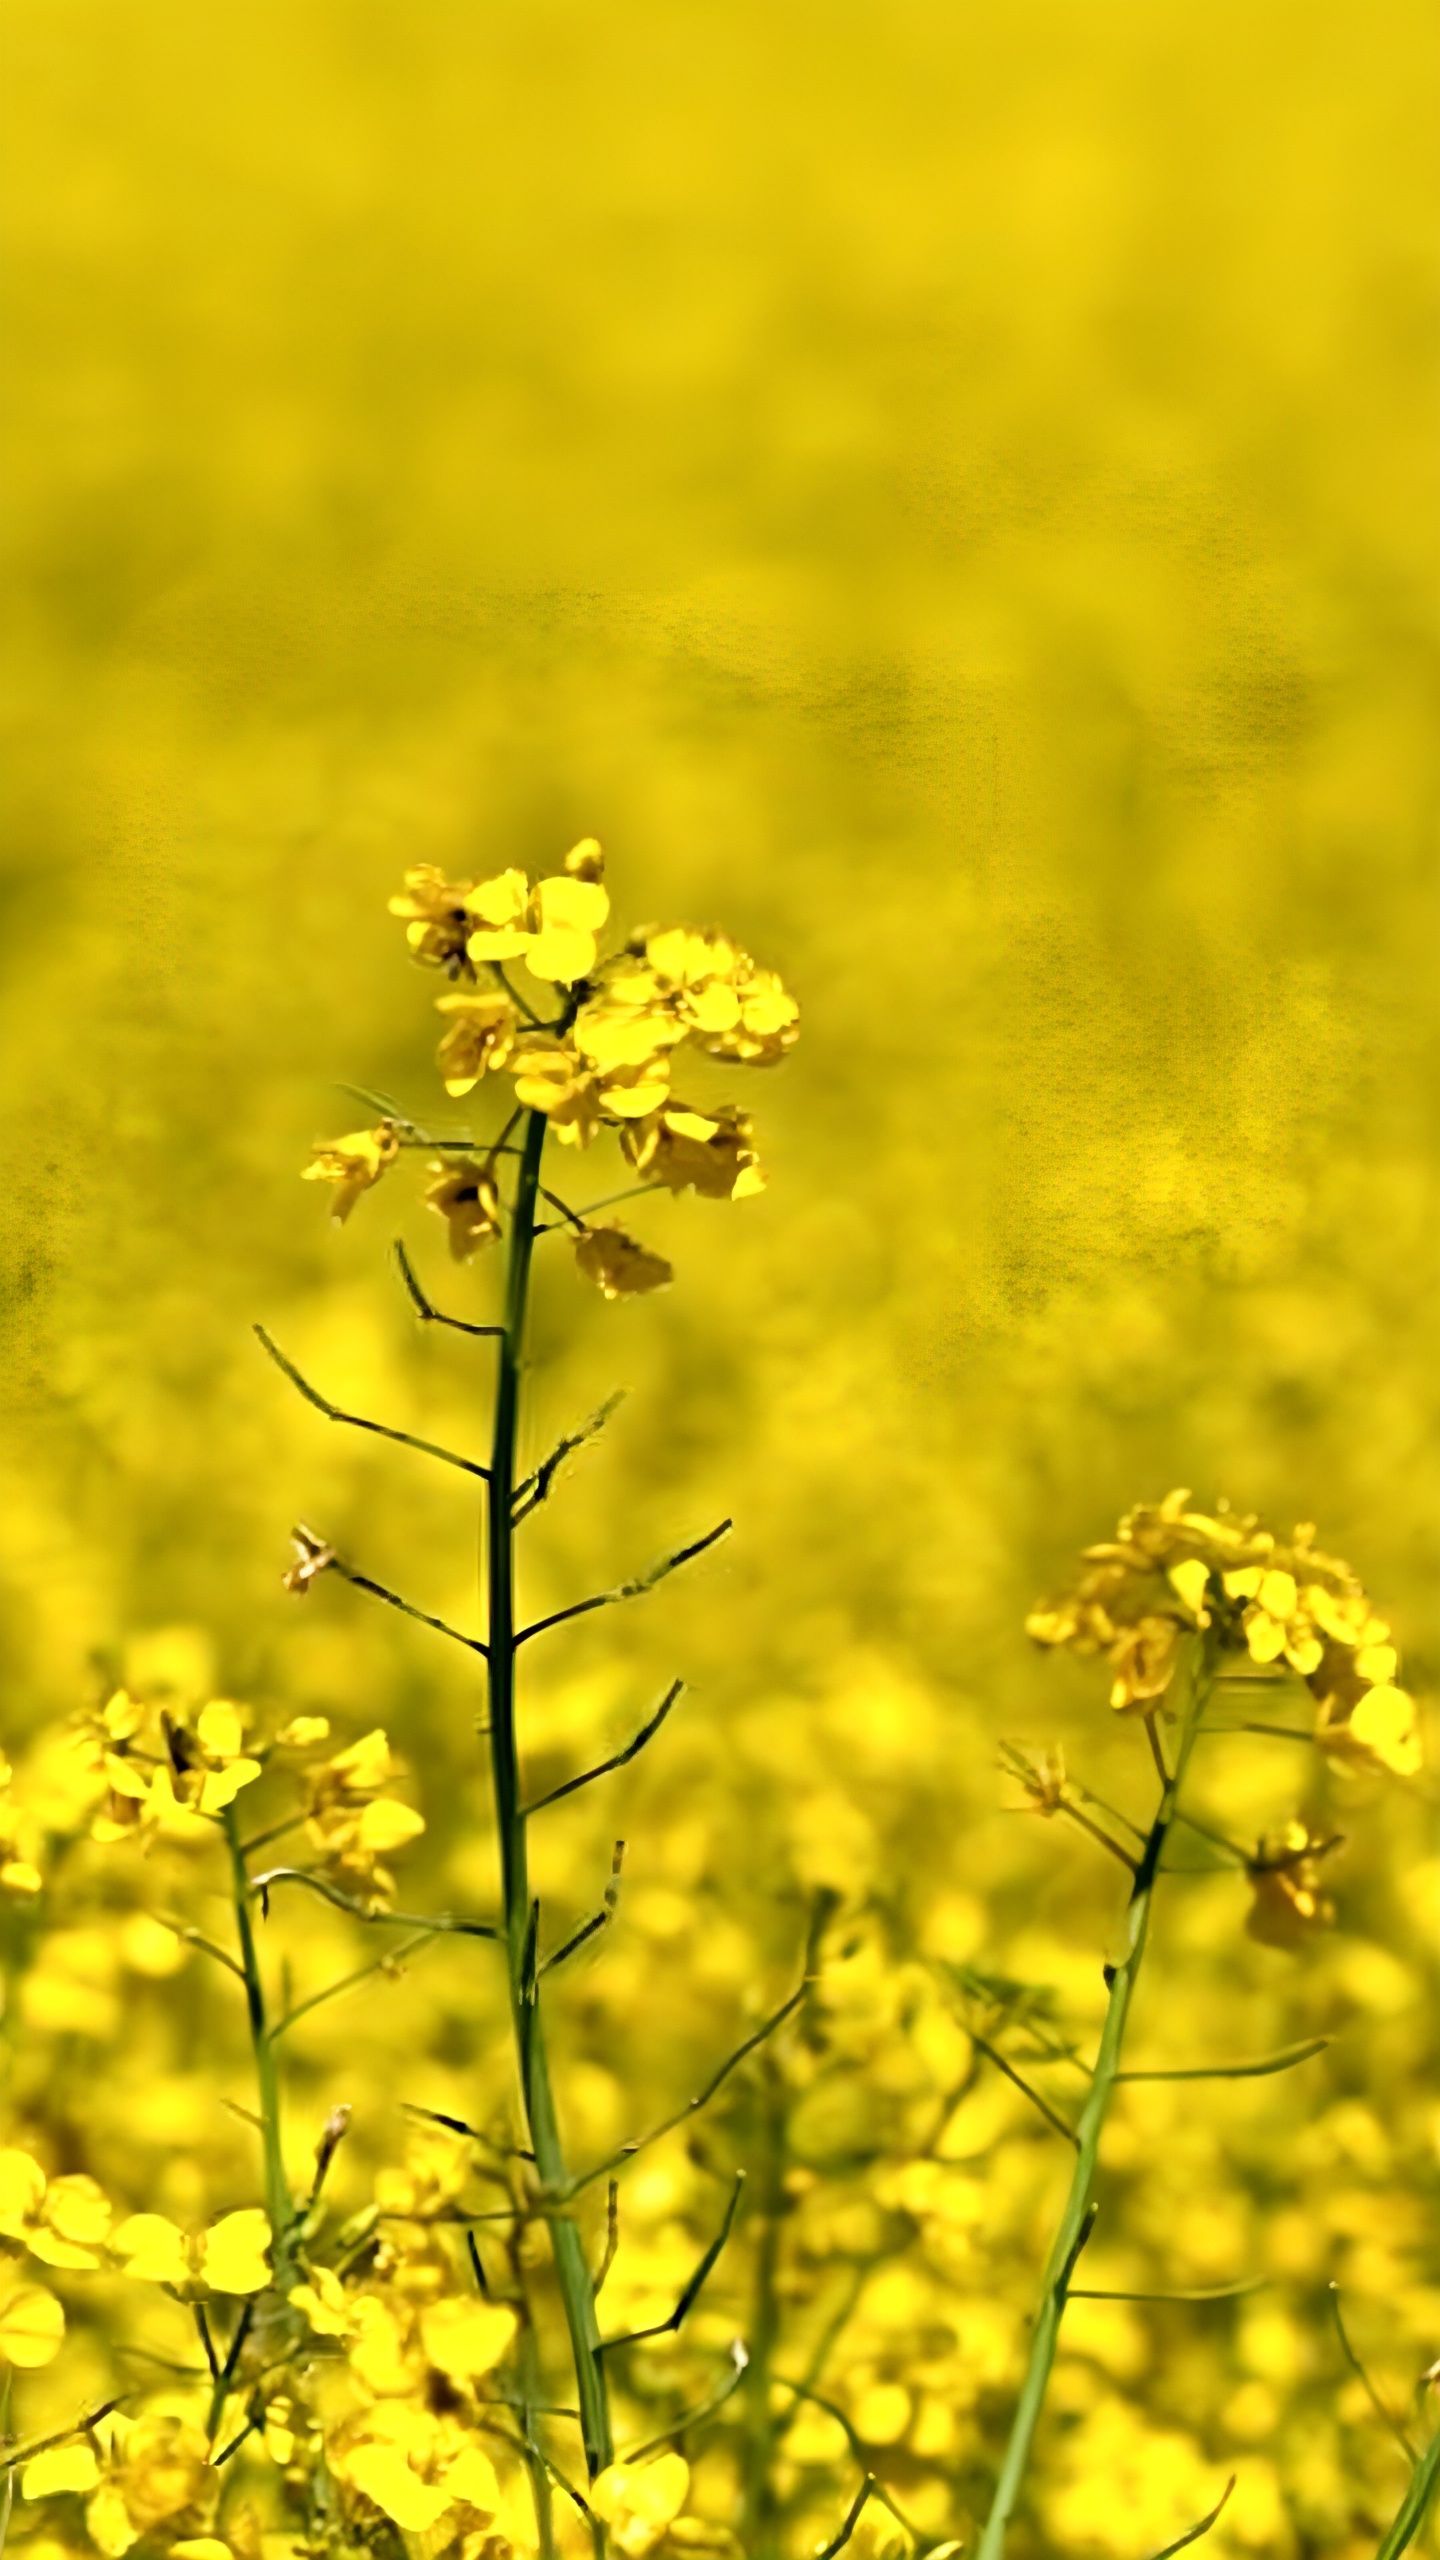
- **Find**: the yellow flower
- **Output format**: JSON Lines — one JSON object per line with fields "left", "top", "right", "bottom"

{"left": 622, "top": 1103, "right": 764, "bottom": 1199}
{"left": 161, "top": 1699, "right": 264, "bottom": 1815}
{"left": 574, "top": 1225, "right": 674, "bottom": 1300}
{"left": 0, "top": 2281, "right": 65, "bottom": 2367}
{"left": 111, "top": 2205, "right": 272, "bottom": 2294}
{"left": 465, "top": 855, "right": 610, "bottom": 986}
{"left": 418, "top": 2294, "right": 518, "bottom": 2379}
{"left": 303, "top": 1728, "right": 425, "bottom": 1903}
{"left": 23, "top": 2443, "right": 101, "bottom": 2497}
{"left": 425, "top": 1158, "right": 503, "bottom": 1260}
{"left": 433, "top": 989, "right": 519, "bottom": 1094}
{"left": 592, "top": 2454, "right": 691, "bottom": 2558}
{"left": 1317, "top": 1682, "right": 1423, "bottom": 1779}
{"left": 389, "top": 865, "right": 481, "bottom": 976}
{"left": 1107, "top": 1615, "right": 1181, "bottom": 1714}
{"left": 329, "top": 2406, "right": 501, "bottom": 2538}
{"left": 0, "top": 2148, "right": 111, "bottom": 2269}
{"left": 301, "top": 1122, "right": 400, "bottom": 1223}
{"left": 1245, "top": 1821, "right": 1342, "bottom": 1949}
{"left": 509, "top": 1031, "right": 606, "bottom": 1143}
{"left": 84, "top": 2415, "right": 214, "bottom": 2555}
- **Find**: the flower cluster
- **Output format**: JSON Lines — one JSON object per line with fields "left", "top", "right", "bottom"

{"left": 1025, "top": 1488, "right": 1422, "bottom": 1776}
{"left": 302, "top": 840, "right": 798, "bottom": 1296}
{"left": 299, "top": 1723, "right": 426, "bottom": 1906}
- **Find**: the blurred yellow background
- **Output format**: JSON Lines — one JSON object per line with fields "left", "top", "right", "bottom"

{"left": 1, "top": 5, "right": 1436, "bottom": 2553}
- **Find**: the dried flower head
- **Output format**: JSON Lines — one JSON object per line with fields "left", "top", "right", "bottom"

{"left": 425, "top": 1157, "right": 503, "bottom": 1260}
{"left": 1245, "top": 1820, "right": 1344, "bottom": 1950}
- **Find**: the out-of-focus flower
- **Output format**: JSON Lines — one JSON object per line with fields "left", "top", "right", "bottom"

{"left": 23, "top": 2442, "right": 100, "bottom": 2497}
{"left": 1245, "top": 1821, "right": 1343, "bottom": 1950}
{"left": 1000, "top": 1741, "right": 1070, "bottom": 1817}
{"left": 283, "top": 1523, "right": 335, "bottom": 1594}
{"left": 388, "top": 866, "right": 480, "bottom": 976}
{"left": 433, "top": 989, "right": 519, "bottom": 1094}
{"left": 0, "top": 2280, "right": 65, "bottom": 2367}
{"left": 81, "top": 2413, "right": 215, "bottom": 2557}
{"left": 591, "top": 2453, "right": 691, "bottom": 2557}
{"left": 303, "top": 1728, "right": 425, "bottom": 1906}
{"left": 1027, "top": 1492, "right": 1422, "bottom": 1769}
{"left": 425, "top": 1157, "right": 503, "bottom": 1259}
{"left": 110, "top": 2205, "right": 272, "bottom": 2294}
{"left": 0, "top": 2148, "right": 112, "bottom": 2268}
{"left": 0, "top": 1752, "right": 44, "bottom": 1894}
{"left": 574, "top": 1225, "right": 674, "bottom": 1300}
{"left": 622, "top": 1103, "right": 764, "bottom": 1199}
{"left": 330, "top": 2403, "right": 503, "bottom": 2540}
{"left": 301, "top": 1122, "right": 400, "bottom": 1223}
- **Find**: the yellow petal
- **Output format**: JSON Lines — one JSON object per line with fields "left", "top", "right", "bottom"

{"left": 24, "top": 2444, "right": 101, "bottom": 2498}
{"left": 196, "top": 1699, "right": 245, "bottom": 1759}
{"left": 441, "top": 2444, "right": 502, "bottom": 2515}
{"left": 1166, "top": 1559, "right": 1210, "bottom": 1619}
{"left": 87, "top": 2482, "right": 140, "bottom": 2557}
{"left": 1222, "top": 1567, "right": 1263, "bottom": 1600}
{"left": 0, "top": 2283, "right": 65, "bottom": 2366}
{"left": 197, "top": 1759, "right": 263, "bottom": 1813}
{"left": 592, "top": 2454, "right": 690, "bottom": 2535}
{"left": 420, "top": 2296, "right": 518, "bottom": 2379}
{"left": 525, "top": 921, "right": 599, "bottom": 985}
{"left": 1354, "top": 1642, "right": 1399, "bottom": 1685}
{"left": 464, "top": 868, "right": 530, "bottom": 928}
{"left": 289, "top": 2274, "right": 351, "bottom": 2339}
{"left": 200, "top": 2208, "right": 272, "bottom": 2295}
{"left": 355, "top": 1798, "right": 426, "bottom": 1854}
{"left": 344, "top": 2447, "right": 453, "bottom": 2534}
{"left": 111, "top": 2212, "right": 191, "bottom": 2285}
{"left": 1245, "top": 1611, "right": 1286, "bottom": 1665}
{"left": 41, "top": 2173, "right": 110, "bottom": 2249}
{"left": 1, "top": 1861, "right": 43, "bottom": 1895}
{"left": 1348, "top": 1686, "right": 1423, "bottom": 1778}
{"left": 534, "top": 874, "right": 608, "bottom": 934}
{"left": 0, "top": 2148, "right": 47, "bottom": 2231}
{"left": 274, "top": 1715, "right": 330, "bottom": 1748}
{"left": 1258, "top": 1568, "right": 1298, "bottom": 1620}
{"left": 170, "top": 2542, "right": 233, "bottom": 2560}
{"left": 327, "top": 1729, "right": 394, "bottom": 1793}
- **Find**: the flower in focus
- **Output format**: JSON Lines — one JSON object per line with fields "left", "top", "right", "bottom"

{"left": 302, "top": 1122, "right": 400, "bottom": 1223}
{"left": 0, "top": 2149, "right": 111, "bottom": 2270}
{"left": 160, "top": 1699, "right": 263, "bottom": 1814}
{"left": 1245, "top": 1821, "right": 1343, "bottom": 1950}
{"left": 388, "top": 866, "right": 480, "bottom": 976}
{"left": 575, "top": 1224, "right": 674, "bottom": 1300}
{"left": 622, "top": 1103, "right": 764, "bottom": 1199}
{"left": 433, "top": 988, "right": 519, "bottom": 1094}
{"left": 1027, "top": 1492, "right": 1422, "bottom": 1770}
{"left": 591, "top": 2454, "right": 691, "bottom": 2557}
{"left": 464, "top": 847, "right": 610, "bottom": 985}
{"left": 425, "top": 1157, "right": 503, "bottom": 1259}
{"left": 302, "top": 1727, "right": 425, "bottom": 1906}
{"left": 110, "top": 2206, "right": 272, "bottom": 2294}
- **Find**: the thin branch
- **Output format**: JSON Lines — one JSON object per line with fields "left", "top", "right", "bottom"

{"left": 772, "top": 2383, "right": 924, "bottom": 2546}
{"left": 0, "top": 2402, "right": 130, "bottom": 2477}
{"left": 599, "top": 2174, "right": 745, "bottom": 2353}
{"left": 1060, "top": 1801, "right": 1139, "bottom": 1872}
{"left": 1143, "top": 1711, "right": 1170, "bottom": 1787}
{"left": 523, "top": 1682, "right": 684, "bottom": 1815}
{"left": 517, "top": 1521, "right": 731, "bottom": 1648}
{"left": 192, "top": 2303, "right": 219, "bottom": 2382}
{"left": 570, "top": 1975, "right": 807, "bottom": 2196}
{"left": 254, "top": 1325, "right": 490, "bottom": 1480}
{"left": 250, "top": 1867, "right": 499, "bottom": 1939}
{"left": 1117, "top": 2037, "right": 1329, "bottom": 2084}
{"left": 970, "top": 2032, "right": 1079, "bottom": 2148}
{"left": 535, "top": 1182, "right": 663, "bottom": 1234}
{"left": 512, "top": 1392, "right": 625, "bottom": 1523}
{"left": 328, "top": 1556, "right": 489, "bottom": 1659}
{"left": 1144, "top": 2477, "right": 1236, "bottom": 2557}
{"left": 1329, "top": 2282, "right": 1418, "bottom": 2462}
{"left": 271, "top": 1931, "right": 439, "bottom": 2039}
{"left": 160, "top": 1921, "right": 247, "bottom": 1985}
{"left": 393, "top": 1238, "right": 504, "bottom": 1338}
{"left": 1169, "top": 1807, "right": 1249, "bottom": 1866}
{"left": 622, "top": 2341, "right": 750, "bottom": 2461}
{"left": 219, "top": 2301, "right": 254, "bottom": 2388}
{"left": 538, "top": 1844, "right": 624, "bottom": 1978}
{"left": 211, "top": 2415, "right": 261, "bottom": 2469}
{"left": 817, "top": 2480, "right": 873, "bottom": 2559}
{"left": 593, "top": 2182, "right": 620, "bottom": 2295}
{"left": 1073, "top": 1781, "right": 1148, "bottom": 1846}
{"left": 1069, "top": 2279, "right": 1263, "bottom": 2303}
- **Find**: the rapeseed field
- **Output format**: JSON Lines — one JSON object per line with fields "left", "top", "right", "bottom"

{"left": 1, "top": 8, "right": 1436, "bottom": 2555}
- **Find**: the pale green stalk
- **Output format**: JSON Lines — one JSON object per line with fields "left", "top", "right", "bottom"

{"left": 1375, "top": 2433, "right": 1440, "bottom": 2558}
{"left": 487, "top": 1107, "right": 613, "bottom": 2479}
{"left": 976, "top": 1634, "right": 1216, "bottom": 2560}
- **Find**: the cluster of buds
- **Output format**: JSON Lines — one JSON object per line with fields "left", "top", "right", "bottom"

{"left": 1025, "top": 1488, "right": 1421, "bottom": 1777}
{"left": 302, "top": 839, "right": 798, "bottom": 1297}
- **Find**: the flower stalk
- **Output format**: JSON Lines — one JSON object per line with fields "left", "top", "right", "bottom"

{"left": 486, "top": 1106, "right": 613, "bottom": 2479}
{"left": 976, "top": 1633, "right": 1216, "bottom": 2559}
{"left": 221, "top": 1801, "right": 295, "bottom": 2291}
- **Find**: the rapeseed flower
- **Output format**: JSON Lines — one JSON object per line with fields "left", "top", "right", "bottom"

{"left": 110, "top": 2205, "right": 272, "bottom": 2293}
{"left": 1245, "top": 1821, "right": 1343, "bottom": 1950}
{"left": 425, "top": 1156, "right": 503, "bottom": 1258}
{"left": 300, "top": 1121, "right": 400, "bottom": 1222}
{"left": 0, "top": 2148, "right": 111, "bottom": 2268}
{"left": 574, "top": 1223, "right": 674, "bottom": 1299}
{"left": 622, "top": 1102, "right": 764, "bottom": 1198}
{"left": 433, "top": 987, "right": 520, "bottom": 1093}
{"left": 302, "top": 1726, "right": 425, "bottom": 1903}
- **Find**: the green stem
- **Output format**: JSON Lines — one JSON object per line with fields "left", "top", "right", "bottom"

{"left": 223, "top": 1802, "right": 294, "bottom": 2281}
{"left": 1375, "top": 2433, "right": 1440, "bottom": 2559}
{"left": 488, "top": 1108, "right": 613, "bottom": 2479}
{"left": 975, "top": 1636, "right": 1216, "bottom": 2560}
{"left": 740, "top": 2056, "right": 787, "bottom": 2557}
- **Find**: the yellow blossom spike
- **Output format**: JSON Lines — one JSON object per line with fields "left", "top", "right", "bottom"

{"left": 0, "top": 2282, "right": 65, "bottom": 2366}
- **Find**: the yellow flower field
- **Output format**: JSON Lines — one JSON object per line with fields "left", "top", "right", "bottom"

{"left": 0, "top": 7, "right": 1436, "bottom": 2556}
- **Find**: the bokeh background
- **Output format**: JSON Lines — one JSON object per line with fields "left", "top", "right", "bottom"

{"left": 1, "top": 5, "right": 1437, "bottom": 2554}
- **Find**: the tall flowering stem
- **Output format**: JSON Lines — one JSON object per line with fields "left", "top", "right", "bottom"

{"left": 976, "top": 1634, "right": 1216, "bottom": 2560}
{"left": 486, "top": 1105, "right": 613, "bottom": 2479}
